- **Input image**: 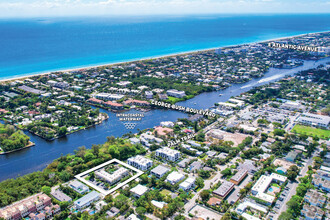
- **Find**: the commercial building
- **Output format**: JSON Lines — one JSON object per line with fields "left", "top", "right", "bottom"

{"left": 74, "top": 191, "right": 100, "bottom": 210}
{"left": 280, "top": 100, "right": 305, "bottom": 111}
{"left": 230, "top": 169, "right": 248, "bottom": 185}
{"left": 95, "top": 167, "right": 129, "bottom": 185}
{"left": 156, "top": 147, "right": 181, "bottom": 161}
{"left": 127, "top": 155, "right": 153, "bottom": 171}
{"left": 251, "top": 173, "right": 287, "bottom": 205}
{"left": 212, "top": 181, "right": 235, "bottom": 199}
{"left": 179, "top": 177, "right": 196, "bottom": 191}
{"left": 150, "top": 165, "right": 170, "bottom": 178}
{"left": 298, "top": 113, "right": 330, "bottom": 129}
{"left": 166, "top": 171, "right": 185, "bottom": 185}
{"left": 69, "top": 180, "right": 90, "bottom": 194}
{"left": 166, "top": 89, "right": 186, "bottom": 98}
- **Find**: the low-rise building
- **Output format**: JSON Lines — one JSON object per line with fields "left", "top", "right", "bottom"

{"left": 235, "top": 200, "right": 267, "bottom": 215}
{"left": 301, "top": 203, "right": 324, "bottom": 220}
{"left": 150, "top": 165, "right": 170, "bottom": 178}
{"left": 230, "top": 169, "right": 248, "bottom": 185}
{"left": 51, "top": 189, "right": 72, "bottom": 202}
{"left": 130, "top": 184, "right": 149, "bottom": 198}
{"left": 298, "top": 113, "right": 330, "bottom": 129}
{"left": 213, "top": 181, "right": 235, "bottom": 199}
{"left": 304, "top": 189, "right": 326, "bottom": 207}
{"left": 237, "top": 160, "right": 258, "bottom": 174}
{"left": 123, "top": 99, "right": 150, "bottom": 106}
{"left": 179, "top": 177, "right": 196, "bottom": 191}
{"left": 127, "top": 155, "right": 153, "bottom": 171}
{"left": 145, "top": 91, "right": 153, "bottom": 99}
{"left": 69, "top": 180, "right": 90, "bottom": 194}
{"left": 74, "top": 191, "right": 100, "bottom": 210}
{"left": 104, "top": 101, "right": 124, "bottom": 110}
{"left": 156, "top": 147, "right": 181, "bottom": 161}
{"left": 0, "top": 193, "right": 53, "bottom": 220}
{"left": 312, "top": 174, "right": 330, "bottom": 192}
{"left": 95, "top": 167, "right": 129, "bottom": 185}
{"left": 166, "top": 171, "right": 185, "bottom": 185}
{"left": 154, "top": 126, "right": 174, "bottom": 137}
{"left": 251, "top": 173, "right": 287, "bottom": 205}
{"left": 166, "top": 89, "right": 186, "bottom": 98}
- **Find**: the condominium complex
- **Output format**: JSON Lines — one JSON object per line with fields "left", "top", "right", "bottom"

{"left": 156, "top": 147, "right": 181, "bottom": 161}
{"left": 251, "top": 173, "right": 287, "bottom": 205}
{"left": 127, "top": 155, "right": 153, "bottom": 171}
{"left": 0, "top": 193, "right": 60, "bottom": 220}
{"left": 95, "top": 167, "right": 129, "bottom": 185}
{"left": 166, "top": 89, "right": 186, "bottom": 98}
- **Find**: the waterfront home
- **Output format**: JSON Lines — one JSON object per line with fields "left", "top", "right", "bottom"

{"left": 104, "top": 101, "right": 124, "bottom": 110}
{"left": 166, "top": 89, "right": 186, "bottom": 98}
{"left": 123, "top": 99, "right": 150, "bottom": 106}
{"left": 154, "top": 126, "right": 174, "bottom": 137}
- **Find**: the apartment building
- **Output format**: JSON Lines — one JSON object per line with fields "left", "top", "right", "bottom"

{"left": 127, "top": 155, "right": 153, "bottom": 171}
{"left": 156, "top": 147, "right": 181, "bottom": 161}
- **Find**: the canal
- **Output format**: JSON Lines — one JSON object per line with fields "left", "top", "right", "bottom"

{"left": 0, "top": 58, "right": 329, "bottom": 181}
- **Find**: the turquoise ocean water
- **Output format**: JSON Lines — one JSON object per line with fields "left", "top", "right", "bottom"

{"left": 0, "top": 14, "right": 329, "bottom": 80}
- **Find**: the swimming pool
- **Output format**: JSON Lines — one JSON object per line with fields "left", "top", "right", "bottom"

{"left": 268, "top": 187, "right": 274, "bottom": 192}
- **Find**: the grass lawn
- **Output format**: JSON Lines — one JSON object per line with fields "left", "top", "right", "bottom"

{"left": 160, "top": 189, "right": 171, "bottom": 196}
{"left": 291, "top": 124, "right": 330, "bottom": 139}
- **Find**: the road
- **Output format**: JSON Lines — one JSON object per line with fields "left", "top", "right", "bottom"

{"left": 183, "top": 170, "right": 222, "bottom": 215}
{"left": 270, "top": 152, "right": 316, "bottom": 220}
{"left": 284, "top": 112, "right": 300, "bottom": 132}
{"left": 183, "top": 156, "right": 240, "bottom": 215}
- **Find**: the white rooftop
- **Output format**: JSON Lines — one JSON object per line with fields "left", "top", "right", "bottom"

{"left": 130, "top": 184, "right": 149, "bottom": 196}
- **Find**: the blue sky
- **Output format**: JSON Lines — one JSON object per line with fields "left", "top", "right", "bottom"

{"left": 0, "top": 0, "right": 329, "bottom": 17}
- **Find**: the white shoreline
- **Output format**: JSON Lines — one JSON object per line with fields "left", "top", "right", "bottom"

{"left": 0, "top": 30, "right": 328, "bottom": 84}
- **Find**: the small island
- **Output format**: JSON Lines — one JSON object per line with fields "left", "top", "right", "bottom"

{"left": 0, "top": 124, "right": 34, "bottom": 154}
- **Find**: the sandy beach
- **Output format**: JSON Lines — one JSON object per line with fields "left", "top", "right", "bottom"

{"left": 0, "top": 30, "right": 327, "bottom": 84}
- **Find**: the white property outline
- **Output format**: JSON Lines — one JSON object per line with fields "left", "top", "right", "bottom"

{"left": 75, "top": 159, "right": 144, "bottom": 195}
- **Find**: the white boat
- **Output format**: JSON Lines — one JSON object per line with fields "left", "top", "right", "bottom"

{"left": 219, "top": 94, "right": 223, "bottom": 96}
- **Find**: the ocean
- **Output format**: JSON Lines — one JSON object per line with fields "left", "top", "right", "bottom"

{"left": 0, "top": 14, "right": 329, "bottom": 80}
